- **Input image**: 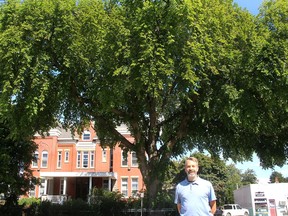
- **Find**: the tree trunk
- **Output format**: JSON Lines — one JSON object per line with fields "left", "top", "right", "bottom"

{"left": 145, "top": 176, "right": 161, "bottom": 210}
{"left": 138, "top": 151, "right": 168, "bottom": 213}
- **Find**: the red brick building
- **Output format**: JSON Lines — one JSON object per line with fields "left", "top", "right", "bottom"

{"left": 30, "top": 124, "right": 144, "bottom": 203}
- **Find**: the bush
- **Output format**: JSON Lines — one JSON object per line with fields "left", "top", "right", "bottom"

{"left": 35, "top": 200, "right": 61, "bottom": 216}
{"left": 0, "top": 194, "right": 22, "bottom": 216}
{"left": 152, "top": 190, "right": 175, "bottom": 209}
{"left": 90, "top": 188, "right": 127, "bottom": 216}
{"left": 61, "top": 199, "right": 94, "bottom": 216}
{"left": 7, "top": 189, "right": 177, "bottom": 216}
{"left": 18, "top": 197, "right": 41, "bottom": 216}
{"left": 18, "top": 197, "right": 41, "bottom": 207}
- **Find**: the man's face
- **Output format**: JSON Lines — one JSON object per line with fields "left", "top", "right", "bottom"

{"left": 185, "top": 160, "right": 199, "bottom": 179}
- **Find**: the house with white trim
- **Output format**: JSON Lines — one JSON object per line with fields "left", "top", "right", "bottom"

{"left": 29, "top": 124, "right": 144, "bottom": 203}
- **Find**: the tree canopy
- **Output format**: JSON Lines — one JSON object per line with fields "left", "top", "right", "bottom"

{"left": 1, "top": 0, "right": 288, "bottom": 202}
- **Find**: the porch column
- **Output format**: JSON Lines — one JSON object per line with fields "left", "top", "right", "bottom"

{"left": 108, "top": 177, "right": 111, "bottom": 191}
{"left": 63, "top": 177, "right": 67, "bottom": 195}
{"left": 88, "top": 177, "right": 92, "bottom": 203}
{"left": 89, "top": 176, "right": 92, "bottom": 194}
{"left": 44, "top": 178, "right": 48, "bottom": 195}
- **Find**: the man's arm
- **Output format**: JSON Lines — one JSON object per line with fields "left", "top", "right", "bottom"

{"left": 209, "top": 200, "right": 217, "bottom": 214}
{"left": 177, "top": 203, "right": 181, "bottom": 214}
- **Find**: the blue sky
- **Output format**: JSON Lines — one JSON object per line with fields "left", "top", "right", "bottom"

{"left": 230, "top": 154, "right": 288, "bottom": 183}
{"left": 233, "top": 0, "right": 263, "bottom": 15}
{"left": 228, "top": 1, "right": 288, "bottom": 182}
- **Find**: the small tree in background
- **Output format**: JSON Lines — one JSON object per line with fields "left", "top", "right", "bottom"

{"left": 222, "top": 164, "right": 242, "bottom": 204}
{"left": 241, "top": 169, "right": 258, "bottom": 185}
{"left": 269, "top": 171, "right": 287, "bottom": 183}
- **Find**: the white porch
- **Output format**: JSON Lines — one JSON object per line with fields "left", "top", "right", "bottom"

{"left": 39, "top": 171, "right": 117, "bottom": 203}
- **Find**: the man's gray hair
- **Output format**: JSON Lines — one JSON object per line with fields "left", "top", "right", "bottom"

{"left": 185, "top": 157, "right": 198, "bottom": 165}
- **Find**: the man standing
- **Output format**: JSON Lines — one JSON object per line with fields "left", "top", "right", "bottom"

{"left": 174, "top": 157, "right": 217, "bottom": 216}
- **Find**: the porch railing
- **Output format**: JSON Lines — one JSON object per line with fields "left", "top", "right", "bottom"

{"left": 41, "top": 195, "right": 67, "bottom": 204}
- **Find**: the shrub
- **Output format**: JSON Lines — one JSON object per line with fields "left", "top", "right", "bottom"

{"left": 90, "top": 188, "right": 127, "bottom": 216}
{"left": 18, "top": 197, "right": 41, "bottom": 216}
{"left": 35, "top": 200, "right": 61, "bottom": 216}
{"left": 152, "top": 190, "right": 175, "bottom": 209}
{"left": 61, "top": 199, "right": 94, "bottom": 216}
{"left": 18, "top": 197, "right": 41, "bottom": 207}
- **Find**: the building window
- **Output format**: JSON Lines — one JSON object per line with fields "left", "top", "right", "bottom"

{"left": 131, "top": 152, "right": 138, "bottom": 167}
{"left": 121, "top": 151, "right": 128, "bottom": 167}
{"left": 77, "top": 151, "right": 81, "bottom": 168}
{"left": 64, "top": 151, "right": 69, "bottom": 162}
{"left": 82, "top": 151, "right": 89, "bottom": 168}
{"left": 102, "top": 148, "right": 107, "bottom": 162}
{"left": 77, "top": 151, "right": 96, "bottom": 168}
{"left": 41, "top": 151, "right": 48, "bottom": 168}
{"left": 57, "top": 151, "right": 62, "bottom": 168}
{"left": 82, "top": 131, "right": 91, "bottom": 140}
{"left": 90, "top": 151, "right": 94, "bottom": 168}
{"left": 121, "top": 177, "right": 128, "bottom": 197}
{"left": 131, "top": 177, "right": 138, "bottom": 197}
{"left": 103, "top": 179, "right": 109, "bottom": 190}
{"left": 32, "top": 151, "right": 39, "bottom": 168}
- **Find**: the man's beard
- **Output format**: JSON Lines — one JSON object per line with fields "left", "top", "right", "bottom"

{"left": 187, "top": 172, "right": 197, "bottom": 181}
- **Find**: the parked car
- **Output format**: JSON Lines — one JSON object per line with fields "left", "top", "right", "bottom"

{"left": 221, "top": 204, "right": 249, "bottom": 216}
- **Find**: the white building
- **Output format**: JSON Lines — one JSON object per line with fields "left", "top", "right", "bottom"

{"left": 234, "top": 183, "right": 288, "bottom": 216}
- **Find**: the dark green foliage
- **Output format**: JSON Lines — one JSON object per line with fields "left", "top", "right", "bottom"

{"left": 151, "top": 190, "right": 175, "bottom": 210}
{"left": 0, "top": 119, "right": 39, "bottom": 211}
{"left": 12, "top": 189, "right": 177, "bottom": 216}
{"left": 90, "top": 188, "right": 126, "bottom": 216}
{"left": 35, "top": 201, "right": 62, "bottom": 216}
{"left": 0, "top": 200, "right": 23, "bottom": 216}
